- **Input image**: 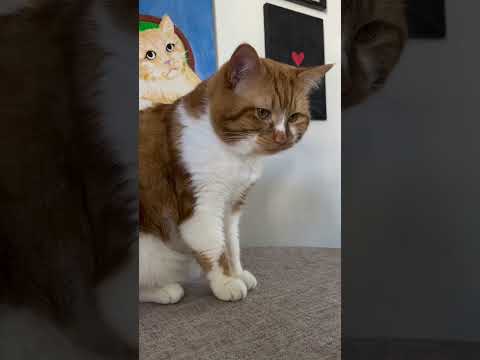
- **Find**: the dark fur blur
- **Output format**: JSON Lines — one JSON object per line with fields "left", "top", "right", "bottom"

{"left": 342, "top": 0, "right": 408, "bottom": 108}
{"left": 0, "top": 1, "right": 137, "bottom": 359}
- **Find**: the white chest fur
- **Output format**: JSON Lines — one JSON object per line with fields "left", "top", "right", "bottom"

{"left": 177, "top": 103, "right": 263, "bottom": 210}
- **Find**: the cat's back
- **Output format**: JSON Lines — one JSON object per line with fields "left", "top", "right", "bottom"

{"left": 139, "top": 102, "right": 188, "bottom": 236}
{"left": 139, "top": 103, "right": 176, "bottom": 158}
{"left": 139, "top": 102, "right": 181, "bottom": 184}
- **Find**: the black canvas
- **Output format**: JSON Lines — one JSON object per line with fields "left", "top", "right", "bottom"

{"left": 407, "top": 0, "right": 446, "bottom": 38}
{"left": 264, "top": 3, "right": 327, "bottom": 120}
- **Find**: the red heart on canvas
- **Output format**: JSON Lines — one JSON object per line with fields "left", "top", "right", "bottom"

{"left": 291, "top": 51, "right": 305, "bottom": 66}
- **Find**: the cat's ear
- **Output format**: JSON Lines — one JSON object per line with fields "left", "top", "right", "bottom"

{"left": 297, "top": 64, "right": 334, "bottom": 93}
{"left": 227, "top": 44, "right": 261, "bottom": 88}
{"left": 159, "top": 15, "right": 175, "bottom": 34}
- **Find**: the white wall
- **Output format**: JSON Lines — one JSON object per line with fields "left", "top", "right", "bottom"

{"left": 214, "top": 0, "right": 341, "bottom": 247}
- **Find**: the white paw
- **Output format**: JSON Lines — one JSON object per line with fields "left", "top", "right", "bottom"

{"left": 237, "top": 270, "right": 258, "bottom": 290}
{"left": 140, "top": 283, "right": 184, "bottom": 304}
{"left": 139, "top": 99, "right": 153, "bottom": 111}
{"left": 210, "top": 275, "right": 247, "bottom": 302}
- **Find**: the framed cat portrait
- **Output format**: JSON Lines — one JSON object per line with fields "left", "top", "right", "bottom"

{"left": 139, "top": 0, "right": 217, "bottom": 108}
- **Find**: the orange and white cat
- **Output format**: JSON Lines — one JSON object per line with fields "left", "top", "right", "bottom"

{"left": 139, "top": 44, "right": 333, "bottom": 304}
{"left": 139, "top": 15, "right": 201, "bottom": 110}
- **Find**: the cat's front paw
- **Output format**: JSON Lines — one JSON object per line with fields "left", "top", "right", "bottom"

{"left": 139, "top": 99, "right": 153, "bottom": 111}
{"left": 237, "top": 270, "right": 258, "bottom": 290}
{"left": 210, "top": 275, "right": 247, "bottom": 302}
{"left": 140, "top": 283, "right": 184, "bottom": 304}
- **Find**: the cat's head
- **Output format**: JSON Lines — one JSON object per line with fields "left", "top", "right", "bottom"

{"left": 342, "top": 0, "right": 407, "bottom": 108}
{"left": 205, "top": 44, "right": 333, "bottom": 156}
{"left": 139, "top": 15, "right": 188, "bottom": 81}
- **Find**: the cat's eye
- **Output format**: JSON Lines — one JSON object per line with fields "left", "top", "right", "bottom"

{"left": 356, "top": 21, "right": 395, "bottom": 44}
{"left": 145, "top": 50, "right": 156, "bottom": 60}
{"left": 288, "top": 113, "right": 302, "bottom": 123}
{"left": 166, "top": 43, "right": 175, "bottom": 53}
{"left": 256, "top": 108, "right": 271, "bottom": 120}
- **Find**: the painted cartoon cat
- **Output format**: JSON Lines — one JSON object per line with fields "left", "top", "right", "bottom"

{"left": 139, "top": 15, "right": 201, "bottom": 110}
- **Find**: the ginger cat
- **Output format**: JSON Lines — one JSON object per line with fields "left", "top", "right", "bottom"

{"left": 139, "top": 15, "right": 201, "bottom": 110}
{"left": 139, "top": 44, "right": 333, "bottom": 303}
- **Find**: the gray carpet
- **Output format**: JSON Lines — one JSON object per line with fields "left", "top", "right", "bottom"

{"left": 140, "top": 247, "right": 340, "bottom": 360}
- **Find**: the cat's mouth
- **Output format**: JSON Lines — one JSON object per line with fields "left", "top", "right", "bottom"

{"left": 164, "top": 67, "right": 180, "bottom": 78}
{"left": 256, "top": 142, "right": 294, "bottom": 155}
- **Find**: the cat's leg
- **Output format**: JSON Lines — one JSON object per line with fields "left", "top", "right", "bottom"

{"left": 180, "top": 208, "right": 247, "bottom": 302}
{"left": 139, "top": 232, "right": 189, "bottom": 304}
{"left": 225, "top": 209, "right": 257, "bottom": 290}
{"left": 139, "top": 98, "right": 153, "bottom": 111}
{"left": 139, "top": 284, "right": 184, "bottom": 304}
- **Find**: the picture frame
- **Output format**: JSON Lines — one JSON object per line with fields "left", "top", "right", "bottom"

{"left": 284, "top": 0, "right": 326, "bottom": 11}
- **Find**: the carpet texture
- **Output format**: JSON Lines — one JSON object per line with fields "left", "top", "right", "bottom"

{"left": 140, "top": 247, "right": 340, "bottom": 360}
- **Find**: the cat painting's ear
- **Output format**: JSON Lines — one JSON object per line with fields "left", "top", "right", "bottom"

{"left": 159, "top": 15, "right": 175, "bottom": 34}
{"left": 227, "top": 44, "right": 261, "bottom": 89}
{"left": 297, "top": 64, "right": 334, "bottom": 93}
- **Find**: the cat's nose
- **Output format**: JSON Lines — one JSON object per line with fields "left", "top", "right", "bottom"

{"left": 273, "top": 130, "right": 287, "bottom": 144}
{"left": 164, "top": 60, "right": 172, "bottom": 65}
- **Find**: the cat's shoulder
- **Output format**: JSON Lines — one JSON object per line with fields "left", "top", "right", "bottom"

{"left": 140, "top": 103, "right": 174, "bottom": 116}
{"left": 140, "top": 103, "right": 179, "bottom": 132}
